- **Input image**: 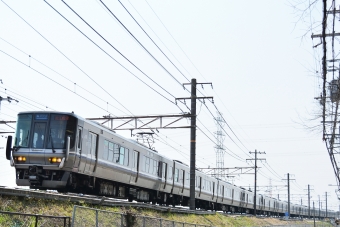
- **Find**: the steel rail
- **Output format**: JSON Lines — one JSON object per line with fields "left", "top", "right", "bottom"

{"left": 0, "top": 186, "right": 215, "bottom": 215}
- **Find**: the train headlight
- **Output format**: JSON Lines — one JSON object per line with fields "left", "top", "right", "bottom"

{"left": 15, "top": 156, "right": 27, "bottom": 162}
{"left": 48, "top": 157, "right": 62, "bottom": 163}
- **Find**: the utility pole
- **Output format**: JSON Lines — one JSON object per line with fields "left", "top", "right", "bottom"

{"left": 304, "top": 184, "right": 314, "bottom": 218}
{"left": 308, "top": 185, "right": 311, "bottom": 218}
{"left": 282, "top": 173, "right": 295, "bottom": 218}
{"left": 324, "top": 191, "right": 329, "bottom": 218}
{"left": 176, "top": 78, "right": 213, "bottom": 210}
{"left": 247, "top": 150, "right": 266, "bottom": 216}
{"left": 189, "top": 79, "right": 197, "bottom": 211}
{"left": 318, "top": 195, "right": 321, "bottom": 218}
{"left": 313, "top": 201, "right": 316, "bottom": 227}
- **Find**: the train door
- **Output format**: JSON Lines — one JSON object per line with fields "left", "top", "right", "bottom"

{"left": 221, "top": 185, "right": 224, "bottom": 202}
{"left": 180, "top": 169, "right": 185, "bottom": 193}
{"left": 84, "top": 132, "right": 97, "bottom": 173}
{"left": 231, "top": 189, "right": 234, "bottom": 204}
{"left": 197, "top": 176, "right": 202, "bottom": 197}
{"left": 240, "top": 191, "right": 245, "bottom": 207}
{"left": 129, "top": 150, "right": 139, "bottom": 184}
{"left": 160, "top": 162, "right": 167, "bottom": 190}
{"left": 78, "top": 129, "right": 88, "bottom": 173}
{"left": 73, "top": 126, "right": 82, "bottom": 170}
{"left": 212, "top": 182, "right": 215, "bottom": 200}
{"left": 215, "top": 182, "right": 219, "bottom": 202}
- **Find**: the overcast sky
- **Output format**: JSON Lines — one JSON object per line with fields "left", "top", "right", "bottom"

{"left": 0, "top": 0, "right": 338, "bottom": 210}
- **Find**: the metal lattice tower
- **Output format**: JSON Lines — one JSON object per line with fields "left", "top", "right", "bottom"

{"left": 214, "top": 111, "right": 226, "bottom": 180}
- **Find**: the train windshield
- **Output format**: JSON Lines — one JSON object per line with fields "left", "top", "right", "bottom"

{"left": 14, "top": 113, "right": 77, "bottom": 149}
{"left": 14, "top": 114, "right": 33, "bottom": 148}
{"left": 47, "top": 114, "right": 76, "bottom": 149}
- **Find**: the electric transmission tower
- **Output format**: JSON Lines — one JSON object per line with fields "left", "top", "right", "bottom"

{"left": 214, "top": 111, "right": 226, "bottom": 180}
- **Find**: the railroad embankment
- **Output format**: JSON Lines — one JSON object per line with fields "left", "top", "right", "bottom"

{"left": 0, "top": 195, "right": 334, "bottom": 226}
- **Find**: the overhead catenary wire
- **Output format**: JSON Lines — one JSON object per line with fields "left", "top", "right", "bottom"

{"left": 203, "top": 101, "right": 251, "bottom": 157}
{"left": 98, "top": 0, "right": 185, "bottom": 88}
{"left": 125, "top": 0, "right": 194, "bottom": 81}
{"left": 180, "top": 98, "right": 247, "bottom": 162}
{"left": 116, "top": 0, "right": 190, "bottom": 83}
{"left": 1, "top": 0, "right": 145, "bottom": 116}
{"left": 0, "top": 49, "right": 114, "bottom": 115}
{"left": 0, "top": 36, "right": 127, "bottom": 115}
{"left": 144, "top": 0, "right": 210, "bottom": 83}
{"left": 58, "top": 0, "right": 177, "bottom": 105}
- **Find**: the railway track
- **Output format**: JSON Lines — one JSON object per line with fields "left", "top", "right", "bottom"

{"left": 0, "top": 186, "right": 214, "bottom": 215}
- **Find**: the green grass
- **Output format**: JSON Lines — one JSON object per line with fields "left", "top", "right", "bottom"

{"left": 0, "top": 195, "right": 334, "bottom": 227}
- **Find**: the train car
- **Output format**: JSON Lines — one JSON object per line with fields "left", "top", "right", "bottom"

{"left": 5, "top": 111, "right": 339, "bottom": 218}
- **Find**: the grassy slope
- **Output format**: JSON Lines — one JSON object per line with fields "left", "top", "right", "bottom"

{"left": 0, "top": 195, "right": 333, "bottom": 227}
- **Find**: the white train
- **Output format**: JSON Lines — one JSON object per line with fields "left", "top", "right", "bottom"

{"left": 5, "top": 111, "right": 339, "bottom": 218}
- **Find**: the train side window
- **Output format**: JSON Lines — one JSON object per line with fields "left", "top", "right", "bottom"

{"left": 133, "top": 151, "right": 138, "bottom": 169}
{"left": 145, "top": 156, "right": 150, "bottom": 173}
{"left": 103, "top": 140, "right": 109, "bottom": 159}
{"left": 119, "top": 147, "right": 125, "bottom": 165}
{"left": 90, "top": 133, "right": 97, "bottom": 157}
{"left": 113, "top": 144, "right": 119, "bottom": 162}
{"left": 169, "top": 166, "right": 173, "bottom": 180}
{"left": 185, "top": 172, "right": 189, "bottom": 185}
{"left": 196, "top": 176, "right": 201, "bottom": 188}
{"left": 174, "top": 168, "right": 179, "bottom": 182}
{"left": 179, "top": 170, "right": 183, "bottom": 181}
{"left": 179, "top": 170, "right": 184, "bottom": 184}
{"left": 153, "top": 159, "right": 157, "bottom": 175}
{"left": 108, "top": 142, "right": 114, "bottom": 161}
{"left": 124, "top": 148, "right": 129, "bottom": 166}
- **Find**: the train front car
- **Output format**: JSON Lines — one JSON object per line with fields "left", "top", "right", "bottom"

{"left": 6, "top": 112, "right": 77, "bottom": 190}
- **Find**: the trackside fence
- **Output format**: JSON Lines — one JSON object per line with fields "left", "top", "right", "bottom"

{"left": 253, "top": 225, "right": 332, "bottom": 227}
{"left": 0, "top": 210, "right": 71, "bottom": 227}
{"left": 72, "top": 205, "right": 215, "bottom": 227}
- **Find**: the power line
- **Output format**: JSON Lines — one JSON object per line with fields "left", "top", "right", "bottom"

{"left": 117, "top": 0, "right": 190, "bottom": 83}
{"left": 0, "top": 37, "right": 127, "bottom": 114}
{"left": 1, "top": 0, "right": 142, "bottom": 116}
{"left": 125, "top": 0, "right": 194, "bottom": 81}
{"left": 99, "top": 0, "right": 185, "bottom": 87}
{"left": 144, "top": 0, "right": 209, "bottom": 83}
{"left": 0, "top": 49, "right": 112, "bottom": 115}
{"left": 58, "top": 0, "right": 177, "bottom": 104}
